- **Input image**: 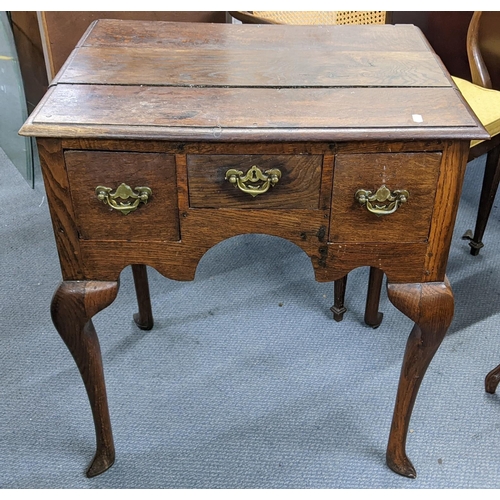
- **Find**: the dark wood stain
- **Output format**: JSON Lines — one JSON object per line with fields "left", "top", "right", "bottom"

{"left": 19, "top": 20, "right": 486, "bottom": 480}
{"left": 187, "top": 154, "right": 322, "bottom": 209}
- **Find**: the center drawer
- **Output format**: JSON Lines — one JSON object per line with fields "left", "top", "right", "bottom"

{"left": 187, "top": 154, "right": 323, "bottom": 209}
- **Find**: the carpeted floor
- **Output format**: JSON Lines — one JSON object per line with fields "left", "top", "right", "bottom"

{"left": 1, "top": 146, "right": 500, "bottom": 489}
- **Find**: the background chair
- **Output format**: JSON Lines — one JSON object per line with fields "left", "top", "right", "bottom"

{"left": 478, "top": 14, "right": 500, "bottom": 391}
{"left": 229, "top": 11, "right": 389, "bottom": 25}
{"left": 455, "top": 11, "right": 500, "bottom": 256}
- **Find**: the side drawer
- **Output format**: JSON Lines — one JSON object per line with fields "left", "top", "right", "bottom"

{"left": 187, "top": 154, "right": 322, "bottom": 209}
{"left": 329, "top": 152, "right": 442, "bottom": 243}
{"left": 65, "top": 150, "right": 179, "bottom": 241}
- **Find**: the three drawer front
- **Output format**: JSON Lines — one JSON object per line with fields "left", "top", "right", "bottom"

{"left": 329, "top": 152, "right": 442, "bottom": 243}
{"left": 187, "top": 154, "right": 323, "bottom": 209}
{"left": 65, "top": 151, "right": 179, "bottom": 241}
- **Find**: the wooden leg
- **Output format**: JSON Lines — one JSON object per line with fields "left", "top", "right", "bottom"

{"left": 51, "top": 280, "right": 119, "bottom": 478}
{"left": 385, "top": 278, "right": 454, "bottom": 478}
{"left": 331, "top": 275, "right": 348, "bottom": 322}
{"left": 131, "top": 264, "right": 154, "bottom": 330}
{"left": 485, "top": 364, "right": 500, "bottom": 394}
{"left": 364, "top": 267, "right": 384, "bottom": 328}
{"left": 463, "top": 145, "right": 500, "bottom": 256}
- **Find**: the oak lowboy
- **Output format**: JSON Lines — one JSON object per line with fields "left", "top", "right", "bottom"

{"left": 20, "top": 20, "right": 488, "bottom": 479}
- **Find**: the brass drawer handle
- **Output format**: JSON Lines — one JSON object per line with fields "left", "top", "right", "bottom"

{"left": 95, "top": 183, "right": 152, "bottom": 215}
{"left": 355, "top": 185, "right": 409, "bottom": 216}
{"left": 225, "top": 165, "right": 281, "bottom": 198}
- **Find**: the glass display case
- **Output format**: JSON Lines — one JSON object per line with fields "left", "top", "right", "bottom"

{"left": 0, "top": 11, "right": 33, "bottom": 187}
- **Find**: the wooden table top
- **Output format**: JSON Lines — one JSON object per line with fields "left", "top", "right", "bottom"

{"left": 20, "top": 20, "right": 488, "bottom": 142}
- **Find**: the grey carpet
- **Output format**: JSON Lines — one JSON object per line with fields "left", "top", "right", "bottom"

{"left": 1, "top": 146, "right": 500, "bottom": 489}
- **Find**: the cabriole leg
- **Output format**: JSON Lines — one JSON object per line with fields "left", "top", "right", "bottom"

{"left": 51, "top": 280, "right": 119, "bottom": 478}
{"left": 385, "top": 278, "right": 454, "bottom": 478}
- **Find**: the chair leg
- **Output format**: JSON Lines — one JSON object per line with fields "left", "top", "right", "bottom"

{"left": 463, "top": 145, "right": 500, "bottom": 255}
{"left": 331, "top": 275, "right": 348, "bottom": 321}
{"left": 485, "top": 364, "right": 500, "bottom": 394}
{"left": 131, "top": 264, "right": 154, "bottom": 330}
{"left": 364, "top": 267, "right": 384, "bottom": 328}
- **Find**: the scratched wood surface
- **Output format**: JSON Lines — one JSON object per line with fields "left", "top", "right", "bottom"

{"left": 22, "top": 85, "right": 483, "bottom": 141}
{"left": 65, "top": 150, "right": 180, "bottom": 241}
{"left": 57, "top": 46, "right": 450, "bottom": 87}
{"left": 187, "top": 154, "right": 322, "bottom": 209}
{"left": 19, "top": 20, "right": 487, "bottom": 142}
{"left": 330, "top": 152, "right": 442, "bottom": 243}
{"left": 80, "top": 20, "right": 431, "bottom": 52}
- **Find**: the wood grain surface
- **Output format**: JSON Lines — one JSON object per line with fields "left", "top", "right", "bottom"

{"left": 22, "top": 85, "right": 484, "bottom": 141}
{"left": 187, "top": 154, "right": 322, "bottom": 209}
{"left": 82, "top": 20, "right": 430, "bottom": 52}
{"left": 385, "top": 278, "right": 454, "bottom": 478}
{"left": 39, "top": 12, "right": 227, "bottom": 79}
{"left": 423, "top": 140, "right": 470, "bottom": 281}
{"left": 19, "top": 20, "right": 487, "bottom": 143}
{"left": 329, "top": 152, "right": 442, "bottom": 243}
{"left": 57, "top": 46, "right": 450, "bottom": 88}
{"left": 65, "top": 151, "right": 179, "bottom": 241}
{"left": 37, "top": 139, "right": 84, "bottom": 280}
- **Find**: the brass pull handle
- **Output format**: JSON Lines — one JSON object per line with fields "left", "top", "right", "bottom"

{"left": 95, "top": 183, "right": 152, "bottom": 215}
{"left": 355, "top": 185, "right": 409, "bottom": 216}
{"left": 225, "top": 165, "right": 281, "bottom": 197}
